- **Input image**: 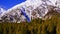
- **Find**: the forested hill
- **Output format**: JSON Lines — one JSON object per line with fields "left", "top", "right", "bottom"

{"left": 0, "top": 13, "right": 60, "bottom": 34}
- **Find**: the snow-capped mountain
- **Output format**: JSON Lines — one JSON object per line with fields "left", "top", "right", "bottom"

{"left": 0, "top": 8, "right": 7, "bottom": 18}
{"left": 0, "top": 8, "right": 6, "bottom": 15}
{"left": 0, "top": 0, "right": 60, "bottom": 23}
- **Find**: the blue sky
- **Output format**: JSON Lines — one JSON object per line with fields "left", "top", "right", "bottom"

{"left": 0, "top": 0, "right": 26, "bottom": 10}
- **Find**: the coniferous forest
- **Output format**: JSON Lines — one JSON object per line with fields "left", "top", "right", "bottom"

{"left": 0, "top": 14, "right": 60, "bottom": 34}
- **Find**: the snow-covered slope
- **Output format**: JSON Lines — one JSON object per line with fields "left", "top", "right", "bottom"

{"left": 0, "top": 8, "right": 6, "bottom": 18}
{"left": 0, "top": 0, "right": 60, "bottom": 23}
{"left": 0, "top": 8, "right": 6, "bottom": 15}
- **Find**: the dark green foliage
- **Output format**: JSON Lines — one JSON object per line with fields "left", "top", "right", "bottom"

{"left": 0, "top": 15, "right": 60, "bottom": 34}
